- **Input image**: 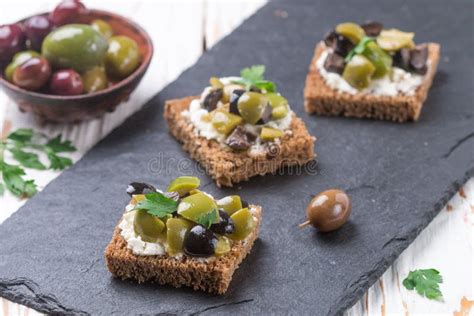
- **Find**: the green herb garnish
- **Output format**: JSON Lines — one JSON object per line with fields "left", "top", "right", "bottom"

{"left": 196, "top": 208, "right": 219, "bottom": 228}
{"left": 0, "top": 128, "right": 77, "bottom": 198}
{"left": 134, "top": 192, "right": 178, "bottom": 219}
{"left": 231, "top": 65, "right": 277, "bottom": 92}
{"left": 403, "top": 269, "right": 443, "bottom": 301}
{"left": 345, "top": 36, "right": 375, "bottom": 62}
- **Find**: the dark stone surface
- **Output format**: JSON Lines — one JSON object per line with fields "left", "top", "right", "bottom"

{"left": 1, "top": 0, "right": 473, "bottom": 315}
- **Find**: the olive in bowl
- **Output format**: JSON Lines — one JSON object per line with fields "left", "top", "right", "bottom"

{"left": 0, "top": 2, "right": 153, "bottom": 123}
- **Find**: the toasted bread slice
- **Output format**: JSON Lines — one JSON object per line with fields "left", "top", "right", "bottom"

{"left": 304, "top": 42, "right": 440, "bottom": 122}
{"left": 164, "top": 96, "right": 316, "bottom": 187}
{"left": 105, "top": 206, "right": 262, "bottom": 295}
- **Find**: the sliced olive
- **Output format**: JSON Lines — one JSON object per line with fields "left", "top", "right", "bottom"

{"left": 360, "top": 21, "right": 383, "bottom": 37}
{"left": 324, "top": 52, "right": 345, "bottom": 74}
{"left": 260, "top": 127, "right": 284, "bottom": 141}
{"left": 203, "top": 88, "right": 223, "bottom": 111}
{"left": 265, "top": 93, "right": 288, "bottom": 108}
{"left": 229, "top": 89, "right": 246, "bottom": 114}
{"left": 225, "top": 125, "right": 251, "bottom": 151}
{"left": 126, "top": 182, "right": 156, "bottom": 196}
{"left": 237, "top": 92, "right": 268, "bottom": 125}
{"left": 361, "top": 41, "right": 392, "bottom": 78}
{"left": 166, "top": 176, "right": 200, "bottom": 196}
{"left": 376, "top": 29, "right": 415, "bottom": 51}
{"left": 228, "top": 208, "right": 256, "bottom": 241}
{"left": 214, "top": 236, "right": 231, "bottom": 256}
{"left": 183, "top": 225, "right": 217, "bottom": 257}
{"left": 393, "top": 48, "right": 411, "bottom": 71}
{"left": 166, "top": 217, "right": 194, "bottom": 256}
{"left": 133, "top": 209, "right": 165, "bottom": 242}
{"left": 256, "top": 104, "right": 273, "bottom": 124}
{"left": 342, "top": 55, "right": 376, "bottom": 90}
{"left": 210, "top": 210, "right": 234, "bottom": 234}
{"left": 409, "top": 45, "right": 428, "bottom": 75}
{"left": 223, "top": 84, "right": 245, "bottom": 103}
{"left": 217, "top": 195, "right": 243, "bottom": 215}
{"left": 324, "top": 30, "right": 355, "bottom": 57}
{"left": 211, "top": 110, "right": 243, "bottom": 135}
{"left": 335, "top": 22, "right": 366, "bottom": 44}
{"left": 177, "top": 192, "right": 218, "bottom": 223}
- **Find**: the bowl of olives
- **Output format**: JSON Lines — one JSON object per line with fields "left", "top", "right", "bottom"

{"left": 0, "top": 0, "right": 153, "bottom": 123}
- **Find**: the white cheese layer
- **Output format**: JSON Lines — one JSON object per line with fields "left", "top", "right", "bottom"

{"left": 316, "top": 49, "right": 424, "bottom": 96}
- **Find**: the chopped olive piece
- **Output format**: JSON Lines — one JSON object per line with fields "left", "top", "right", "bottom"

{"left": 324, "top": 53, "right": 345, "bottom": 74}
{"left": 223, "top": 84, "right": 244, "bottom": 103}
{"left": 166, "top": 217, "right": 194, "bottom": 256}
{"left": 393, "top": 48, "right": 411, "bottom": 70}
{"left": 324, "top": 30, "right": 354, "bottom": 57}
{"left": 163, "top": 191, "right": 180, "bottom": 201}
{"left": 133, "top": 210, "right": 165, "bottom": 242}
{"left": 228, "top": 208, "right": 255, "bottom": 241}
{"left": 360, "top": 21, "right": 383, "bottom": 37}
{"left": 183, "top": 225, "right": 217, "bottom": 257}
{"left": 217, "top": 195, "right": 243, "bottom": 215}
{"left": 237, "top": 92, "right": 268, "bottom": 124}
{"left": 229, "top": 89, "right": 246, "bottom": 114}
{"left": 131, "top": 194, "right": 145, "bottom": 205}
{"left": 271, "top": 105, "right": 289, "bottom": 120}
{"left": 265, "top": 93, "right": 288, "bottom": 108}
{"left": 260, "top": 127, "right": 284, "bottom": 141}
{"left": 209, "top": 76, "right": 224, "bottom": 89}
{"left": 210, "top": 210, "right": 235, "bottom": 235}
{"left": 214, "top": 236, "right": 231, "bottom": 256}
{"left": 361, "top": 41, "right": 392, "bottom": 78}
{"left": 256, "top": 104, "right": 273, "bottom": 124}
{"left": 342, "top": 55, "right": 376, "bottom": 90}
{"left": 127, "top": 182, "right": 156, "bottom": 196}
{"left": 409, "top": 45, "right": 428, "bottom": 75}
{"left": 177, "top": 192, "right": 218, "bottom": 223}
{"left": 376, "top": 29, "right": 415, "bottom": 51}
{"left": 211, "top": 110, "right": 243, "bottom": 135}
{"left": 202, "top": 88, "right": 223, "bottom": 111}
{"left": 225, "top": 126, "right": 251, "bottom": 150}
{"left": 166, "top": 176, "right": 200, "bottom": 196}
{"left": 335, "top": 23, "right": 366, "bottom": 44}
{"left": 241, "top": 200, "right": 249, "bottom": 208}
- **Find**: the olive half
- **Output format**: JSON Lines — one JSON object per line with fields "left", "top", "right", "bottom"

{"left": 126, "top": 182, "right": 156, "bottom": 196}
{"left": 183, "top": 225, "right": 217, "bottom": 257}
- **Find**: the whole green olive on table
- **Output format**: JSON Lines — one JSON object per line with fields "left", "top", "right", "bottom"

{"left": 105, "top": 35, "right": 140, "bottom": 78}
{"left": 299, "top": 189, "right": 351, "bottom": 232}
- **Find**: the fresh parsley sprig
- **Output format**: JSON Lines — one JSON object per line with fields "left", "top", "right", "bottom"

{"left": 231, "top": 65, "right": 277, "bottom": 93}
{"left": 134, "top": 192, "right": 178, "bottom": 219}
{"left": 345, "top": 36, "right": 374, "bottom": 62}
{"left": 0, "top": 128, "right": 77, "bottom": 198}
{"left": 403, "top": 269, "right": 443, "bottom": 301}
{"left": 196, "top": 208, "right": 219, "bottom": 228}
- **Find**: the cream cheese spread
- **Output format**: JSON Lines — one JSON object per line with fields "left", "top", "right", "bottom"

{"left": 316, "top": 49, "right": 424, "bottom": 96}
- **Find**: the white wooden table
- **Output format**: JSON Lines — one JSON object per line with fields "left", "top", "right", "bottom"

{"left": 0, "top": 1, "right": 473, "bottom": 315}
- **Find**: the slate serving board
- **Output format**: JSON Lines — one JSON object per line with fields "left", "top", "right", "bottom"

{"left": 1, "top": 0, "right": 473, "bottom": 315}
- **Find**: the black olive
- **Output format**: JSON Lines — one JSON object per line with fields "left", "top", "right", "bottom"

{"left": 324, "top": 53, "right": 345, "bottom": 74}
{"left": 241, "top": 199, "right": 249, "bottom": 208}
{"left": 324, "top": 30, "right": 354, "bottom": 57}
{"left": 203, "top": 88, "right": 223, "bottom": 111}
{"left": 126, "top": 182, "right": 156, "bottom": 196}
{"left": 183, "top": 225, "right": 217, "bottom": 257}
{"left": 226, "top": 126, "right": 251, "bottom": 150}
{"left": 360, "top": 21, "right": 383, "bottom": 37}
{"left": 229, "top": 89, "right": 245, "bottom": 114}
{"left": 210, "top": 210, "right": 235, "bottom": 235}
{"left": 324, "top": 30, "right": 338, "bottom": 48}
{"left": 393, "top": 48, "right": 411, "bottom": 71}
{"left": 256, "top": 104, "right": 273, "bottom": 125}
{"left": 409, "top": 45, "right": 428, "bottom": 75}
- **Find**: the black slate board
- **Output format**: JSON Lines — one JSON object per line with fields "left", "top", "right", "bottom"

{"left": 1, "top": 0, "right": 473, "bottom": 315}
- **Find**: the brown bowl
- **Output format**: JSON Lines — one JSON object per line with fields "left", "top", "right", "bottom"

{"left": 0, "top": 9, "right": 153, "bottom": 123}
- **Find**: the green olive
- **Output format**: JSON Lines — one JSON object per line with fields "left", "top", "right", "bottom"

{"left": 166, "top": 176, "right": 200, "bottom": 196}
{"left": 342, "top": 55, "right": 376, "bottom": 90}
{"left": 260, "top": 127, "right": 284, "bottom": 141}
{"left": 166, "top": 217, "right": 194, "bottom": 256}
{"left": 105, "top": 35, "right": 140, "bottom": 78}
{"left": 91, "top": 19, "right": 113, "bottom": 39}
{"left": 376, "top": 29, "right": 415, "bottom": 51}
{"left": 216, "top": 195, "right": 243, "bottom": 216}
{"left": 237, "top": 91, "right": 268, "bottom": 124}
{"left": 81, "top": 66, "right": 108, "bottom": 93}
{"left": 335, "top": 22, "right": 366, "bottom": 44}
{"left": 271, "top": 105, "right": 289, "bottom": 120}
{"left": 209, "top": 76, "right": 224, "bottom": 89}
{"left": 214, "top": 236, "right": 231, "bottom": 256}
{"left": 211, "top": 110, "right": 243, "bottom": 135}
{"left": 265, "top": 93, "right": 288, "bottom": 108}
{"left": 4, "top": 50, "right": 40, "bottom": 82}
{"left": 177, "top": 192, "right": 218, "bottom": 223}
{"left": 133, "top": 209, "right": 165, "bottom": 242}
{"left": 361, "top": 42, "right": 392, "bottom": 78}
{"left": 42, "top": 24, "right": 108, "bottom": 73}
{"left": 228, "top": 208, "right": 255, "bottom": 241}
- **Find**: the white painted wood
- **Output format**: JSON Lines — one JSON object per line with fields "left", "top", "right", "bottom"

{"left": 0, "top": 1, "right": 472, "bottom": 315}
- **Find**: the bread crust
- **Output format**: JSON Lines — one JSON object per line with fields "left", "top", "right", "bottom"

{"left": 164, "top": 96, "right": 316, "bottom": 187}
{"left": 304, "top": 42, "right": 441, "bottom": 122}
{"left": 105, "top": 206, "right": 262, "bottom": 295}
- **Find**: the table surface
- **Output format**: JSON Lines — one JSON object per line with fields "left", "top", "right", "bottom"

{"left": 0, "top": 1, "right": 472, "bottom": 315}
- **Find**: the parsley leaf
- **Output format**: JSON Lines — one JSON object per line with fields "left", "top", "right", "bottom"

{"left": 47, "top": 152, "right": 73, "bottom": 170}
{"left": 0, "top": 162, "right": 37, "bottom": 197}
{"left": 46, "top": 135, "right": 76, "bottom": 153}
{"left": 345, "top": 36, "right": 375, "bottom": 62}
{"left": 403, "top": 269, "right": 443, "bottom": 300}
{"left": 0, "top": 183, "right": 4, "bottom": 196}
{"left": 231, "top": 65, "right": 277, "bottom": 92}
{"left": 10, "top": 148, "right": 46, "bottom": 170}
{"left": 7, "top": 128, "right": 34, "bottom": 144}
{"left": 134, "top": 192, "right": 178, "bottom": 219}
{"left": 196, "top": 208, "right": 219, "bottom": 228}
